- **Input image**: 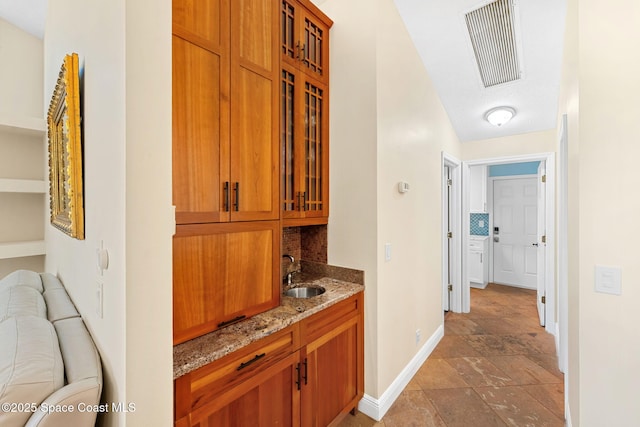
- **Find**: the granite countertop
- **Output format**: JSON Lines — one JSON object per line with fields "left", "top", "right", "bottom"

{"left": 173, "top": 265, "right": 364, "bottom": 379}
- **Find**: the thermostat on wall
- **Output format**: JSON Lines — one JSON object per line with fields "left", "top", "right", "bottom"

{"left": 398, "top": 181, "right": 410, "bottom": 193}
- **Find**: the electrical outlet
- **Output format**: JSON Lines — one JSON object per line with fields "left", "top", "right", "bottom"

{"left": 415, "top": 329, "right": 421, "bottom": 346}
{"left": 96, "top": 281, "right": 103, "bottom": 319}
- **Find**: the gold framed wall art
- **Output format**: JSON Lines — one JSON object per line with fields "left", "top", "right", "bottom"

{"left": 47, "top": 53, "right": 84, "bottom": 240}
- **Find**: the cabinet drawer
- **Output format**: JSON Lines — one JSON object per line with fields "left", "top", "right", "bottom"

{"left": 300, "top": 292, "right": 362, "bottom": 345}
{"left": 174, "top": 324, "right": 300, "bottom": 419}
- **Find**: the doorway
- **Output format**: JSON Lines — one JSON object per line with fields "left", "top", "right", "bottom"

{"left": 442, "top": 153, "right": 462, "bottom": 313}
{"left": 462, "top": 153, "right": 555, "bottom": 335}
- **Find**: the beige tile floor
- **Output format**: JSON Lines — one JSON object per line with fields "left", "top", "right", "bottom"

{"left": 338, "top": 284, "right": 564, "bottom": 427}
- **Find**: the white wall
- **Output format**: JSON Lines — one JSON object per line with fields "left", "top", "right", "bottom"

{"left": 319, "top": 0, "right": 461, "bottom": 407}
{"left": 567, "top": 0, "right": 640, "bottom": 424}
{"left": 462, "top": 129, "right": 556, "bottom": 161}
{"left": 44, "top": 0, "right": 173, "bottom": 426}
{"left": 0, "top": 19, "right": 45, "bottom": 277}
{"left": 318, "top": 0, "right": 381, "bottom": 396}
{"left": 557, "top": 0, "right": 579, "bottom": 423}
{"left": 0, "top": 18, "right": 43, "bottom": 117}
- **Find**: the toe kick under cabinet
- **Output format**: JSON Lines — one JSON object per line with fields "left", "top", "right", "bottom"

{"left": 174, "top": 292, "right": 364, "bottom": 427}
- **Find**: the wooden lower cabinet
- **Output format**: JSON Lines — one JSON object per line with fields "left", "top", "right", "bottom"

{"left": 301, "top": 293, "right": 363, "bottom": 426}
{"left": 174, "top": 292, "right": 364, "bottom": 426}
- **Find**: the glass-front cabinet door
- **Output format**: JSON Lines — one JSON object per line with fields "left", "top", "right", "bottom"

{"left": 281, "top": 0, "right": 330, "bottom": 84}
{"left": 280, "top": 0, "right": 331, "bottom": 225}
{"left": 281, "top": 65, "right": 328, "bottom": 224}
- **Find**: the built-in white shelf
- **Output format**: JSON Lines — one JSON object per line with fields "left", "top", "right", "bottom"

{"left": 0, "top": 178, "right": 47, "bottom": 193}
{"left": 0, "top": 240, "right": 46, "bottom": 260}
{"left": 0, "top": 113, "right": 46, "bottom": 136}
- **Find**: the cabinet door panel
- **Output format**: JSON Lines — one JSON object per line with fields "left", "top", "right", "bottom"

{"left": 230, "top": 0, "right": 279, "bottom": 222}
{"left": 303, "top": 318, "right": 359, "bottom": 427}
{"left": 173, "top": 0, "right": 227, "bottom": 48}
{"left": 230, "top": 68, "right": 279, "bottom": 221}
{"left": 189, "top": 352, "right": 300, "bottom": 427}
{"left": 302, "top": 78, "right": 327, "bottom": 217}
{"left": 173, "top": 35, "right": 230, "bottom": 224}
{"left": 234, "top": 0, "right": 275, "bottom": 73}
{"left": 280, "top": 0, "right": 332, "bottom": 84}
{"left": 173, "top": 222, "right": 280, "bottom": 344}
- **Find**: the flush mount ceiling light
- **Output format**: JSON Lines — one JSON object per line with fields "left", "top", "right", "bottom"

{"left": 485, "top": 106, "right": 516, "bottom": 127}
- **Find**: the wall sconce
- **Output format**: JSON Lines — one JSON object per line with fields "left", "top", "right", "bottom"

{"left": 485, "top": 106, "right": 516, "bottom": 127}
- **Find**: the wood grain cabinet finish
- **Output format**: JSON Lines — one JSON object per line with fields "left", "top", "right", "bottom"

{"left": 173, "top": 221, "right": 281, "bottom": 344}
{"left": 281, "top": 0, "right": 331, "bottom": 84}
{"left": 173, "top": 0, "right": 279, "bottom": 225}
{"left": 174, "top": 326, "right": 300, "bottom": 425}
{"left": 300, "top": 292, "right": 364, "bottom": 426}
{"left": 172, "top": 0, "right": 282, "bottom": 344}
{"left": 174, "top": 292, "right": 364, "bottom": 427}
{"left": 281, "top": 0, "right": 332, "bottom": 226}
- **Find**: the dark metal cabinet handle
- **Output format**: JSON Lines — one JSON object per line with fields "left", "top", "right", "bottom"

{"left": 233, "top": 182, "right": 240, "bottom": 211}
{"left": 295, "top": 363, "right": 301, "bottom": 390}
{"left": 217, "top": 315, "right": 246, "bottom": 328}
{"left": 237, "top": 353, "right": 266, "bottom": 371}
{"left": 303, "top": 358, "right": 308, "bottom": 385}
{"left": 223, "top": 182, "right": 230, "bottom": 212}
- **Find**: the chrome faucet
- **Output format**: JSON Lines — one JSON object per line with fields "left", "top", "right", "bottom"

{"left": 282, "top": 254, "right": 296, "bottom": 286}
{"left": 283, "top": 254, "right": 294, "bottom": 263}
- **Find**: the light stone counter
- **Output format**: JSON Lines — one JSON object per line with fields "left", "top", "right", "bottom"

{"left": 173, "top": 270, "right": 364, "bottom": 379}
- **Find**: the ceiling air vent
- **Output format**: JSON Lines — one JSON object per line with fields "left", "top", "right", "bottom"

{"left": 465, "top": 0, "right": 521, "bottom": 88}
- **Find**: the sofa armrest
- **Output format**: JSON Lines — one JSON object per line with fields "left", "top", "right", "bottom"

{"left": 24, "top": 379, "right": 102, "bottom": 427}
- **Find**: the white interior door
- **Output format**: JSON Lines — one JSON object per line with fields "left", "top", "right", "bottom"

{"left": 443, "top": 165, "right": 452, "bottom": 311}
{"left": 492, "top": 177, "right": 538, "bottom": 289}
{"left": 536, "top": 162, "right": 546, "bottom": 326}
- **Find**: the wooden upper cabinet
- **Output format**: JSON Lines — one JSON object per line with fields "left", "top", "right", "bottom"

{"left": 281, "top": 0, "right": 332, "bottom": 84}
{"left": 173, "top": 221, "right": 281, "bottom": 344}
{"left": 172, "top": 34, "right": 230, "bottom": 224}
{"left": 281, "top": 0, "right": 332, "bottom": 226}
{"left": 173, "top": 0, "right": 279, "bottom": 224}
{"left": 229, "top": 0, "right": 280, "bottom": 222}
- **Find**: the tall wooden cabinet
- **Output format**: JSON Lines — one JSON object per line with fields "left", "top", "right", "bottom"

{"left": 172, "top": 0, "right": 281, "bottom": 344}
{"left": 173, "top": 0, "right": 279, "bottom": 224}
{"left": 281, "top": 0, "right": 332, "bottom": 225}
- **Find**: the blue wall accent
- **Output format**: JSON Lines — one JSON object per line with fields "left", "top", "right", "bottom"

{"left": 489, "top": 161, "right": 540, "bottom": 177}
{"left": 470, "top": 213, "right": 489, "bottom": 236}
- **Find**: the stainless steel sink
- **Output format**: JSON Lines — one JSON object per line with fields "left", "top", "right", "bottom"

{"left": 284, "top": 286, "right": 326, "bottom": 298}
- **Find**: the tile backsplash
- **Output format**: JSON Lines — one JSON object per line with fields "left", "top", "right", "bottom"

{"left": 470, "top": 213, "right": 489, "bottom": 236}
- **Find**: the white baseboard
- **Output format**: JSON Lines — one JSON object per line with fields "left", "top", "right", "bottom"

{"left": 358, "top": 324, "right": 444, "bottom": 421}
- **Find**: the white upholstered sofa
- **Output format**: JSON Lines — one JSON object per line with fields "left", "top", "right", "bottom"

{"left": 0, "top": 270, "right": 102, "bottom": 427}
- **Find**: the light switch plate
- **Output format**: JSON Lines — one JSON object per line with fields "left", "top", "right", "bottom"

{"left": 595, "top": 265, "right": 622, "bottom": 295}
{"left": 96, "top": 281, "right": 104, "bottom": 318}
{"left": 384, "top": 243, "right": 391, "bottom": 262}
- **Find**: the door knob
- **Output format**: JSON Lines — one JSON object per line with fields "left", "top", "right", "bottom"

{"left": 532, "top": 243, "right": 539, "bottom": 247}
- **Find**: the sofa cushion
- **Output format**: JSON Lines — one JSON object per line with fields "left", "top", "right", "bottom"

{"left": 40, "top": 273, "right": 65, "bottom": 292}
{"left": 53, "top": 317, "right": 102, "bottom": 385}
{"left": 43, "top": 288, "right": 80, "bottom": 322}
{"left": 0, "top": 316, "right": 65, "bottom": 427}
{"left": 0, "top": 286, "right": 46, "bottom": 321}
{"left": 0, "top": 270, "right": 43, "bottom": 293}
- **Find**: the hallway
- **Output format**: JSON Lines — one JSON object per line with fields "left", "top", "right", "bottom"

{"left": 340, "top": 284, "right": 564, "bottom": 426}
